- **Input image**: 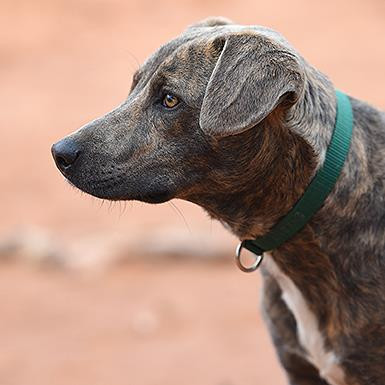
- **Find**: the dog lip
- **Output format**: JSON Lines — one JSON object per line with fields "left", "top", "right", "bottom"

{"left": 76, "top": 184, "right": 175, "bottom": 204}
{"left": 139, "top": 190, "right": 175, "bottom": 204}
{"left": 55, "top": 163, "right": 177, "bottom": 204}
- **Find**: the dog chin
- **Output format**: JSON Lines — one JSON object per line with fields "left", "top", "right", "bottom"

{"left": 67, "top": 179, "right": 175, "bottom": 204}
{"left": 138, "top": 190, "right": 175, "bottom": 204}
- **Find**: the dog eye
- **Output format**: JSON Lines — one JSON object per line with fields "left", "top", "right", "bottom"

{"left": 162, "top": 94, "right": 179, "bottom": 108}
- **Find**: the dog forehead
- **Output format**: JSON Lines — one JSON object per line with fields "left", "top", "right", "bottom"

{"left": 133, "top": 22, "right": 295, "bottom": 94}
{"left": 145, "top": 23, "right": 291, "bottom": 66}
{"left": 139, "top": 27, "right": 219, "bottom": 72}
{"left": 133, "top": 30, "right": 213, "bottom": 85}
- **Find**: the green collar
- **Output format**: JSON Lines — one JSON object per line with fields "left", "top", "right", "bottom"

{"left": 236, "top": 90, "right": 354, "bottom": 272}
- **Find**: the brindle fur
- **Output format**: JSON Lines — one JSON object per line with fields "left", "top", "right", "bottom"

{"left": 52, "top": 17, "right": 385, "bottom": 385}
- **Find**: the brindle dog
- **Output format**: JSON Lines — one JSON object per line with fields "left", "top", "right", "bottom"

{"left": 51, "top": 17, "right": 385, "bottom": 385}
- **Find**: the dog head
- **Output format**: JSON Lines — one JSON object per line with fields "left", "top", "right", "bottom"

{"left": 52, "top": 17, "right": 313, "bottom": 232}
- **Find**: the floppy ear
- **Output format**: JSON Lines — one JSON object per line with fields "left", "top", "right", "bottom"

{"left": 199, "top": 32, "right": 305, "bottom": 137}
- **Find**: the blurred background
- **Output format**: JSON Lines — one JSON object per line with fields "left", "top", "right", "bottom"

{"left": 0, "top": 0, "right": 384, "bottom": 384}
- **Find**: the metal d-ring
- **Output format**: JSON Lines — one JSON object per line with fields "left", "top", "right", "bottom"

{"left": 235, "top": 241, "right": 264, "bottom": 273}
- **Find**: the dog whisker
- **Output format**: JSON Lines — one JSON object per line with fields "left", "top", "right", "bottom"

{"left": 168, "top": 201, "right": 191, "bottom": 234}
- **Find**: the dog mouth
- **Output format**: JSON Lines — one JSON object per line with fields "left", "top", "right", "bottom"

{"left": 63, "top": 170, "right": 177, "bottom": 204}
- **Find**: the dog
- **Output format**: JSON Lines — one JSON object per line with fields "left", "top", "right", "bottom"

{"left": 51, "top": 17, "right": 385, "bottom": 385}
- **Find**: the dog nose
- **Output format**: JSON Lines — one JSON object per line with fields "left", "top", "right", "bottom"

{"left": 51, "top": 138, "right": 81, "bottom": 173}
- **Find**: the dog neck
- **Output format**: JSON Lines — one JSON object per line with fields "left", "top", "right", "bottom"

{"left": 186, "top": 68, "right": 349, "bottom": 317}
{"left": 188, "top": 66, "right": 337, "bottom": 240}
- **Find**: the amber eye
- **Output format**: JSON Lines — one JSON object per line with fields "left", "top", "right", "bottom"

{"left": 162, "top": 94, "right": 179, "bottom": 108}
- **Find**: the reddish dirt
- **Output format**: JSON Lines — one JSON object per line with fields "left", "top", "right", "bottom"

{"left": 0, "top": 261, "right": 285, "bottom": 385}
{"left": 0, "top": 0, "right": 384, "bottom": 384}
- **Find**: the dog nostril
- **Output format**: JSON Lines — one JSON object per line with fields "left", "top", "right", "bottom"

{"left": 51, "top": 139, "right": 81, "bottom": 173}
{"left": 56, "top": 154, "right": 75, "bottom": 170}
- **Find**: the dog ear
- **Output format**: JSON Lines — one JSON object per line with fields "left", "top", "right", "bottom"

{"left": 187, "top": 17, "right": 233, "bottom": 30}
{"left": 199, "top": 32, "right": 305, "bottom": 137}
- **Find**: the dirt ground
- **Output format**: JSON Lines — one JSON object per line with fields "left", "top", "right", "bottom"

{"left": 0, "top": 261, "right": 285, "bottom": 385}
{"left": 0, "top": 0, "right": 384, "bottom": 384}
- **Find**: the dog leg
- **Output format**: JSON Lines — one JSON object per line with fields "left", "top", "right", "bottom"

{"left": 261, "top": 272, "right": 329, "bottom": 385}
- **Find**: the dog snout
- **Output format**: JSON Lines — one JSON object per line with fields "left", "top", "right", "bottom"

{"left": 51, "top": 138, "right": 81, "bottom": 174}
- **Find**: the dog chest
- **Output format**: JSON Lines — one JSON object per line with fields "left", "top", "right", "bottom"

{"left": 263, "top": 256, "right": 346, "bottom": 385}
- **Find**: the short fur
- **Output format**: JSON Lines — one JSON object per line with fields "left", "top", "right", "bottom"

{"left": 52, "top": 18, "right": 385, "bottom": 385}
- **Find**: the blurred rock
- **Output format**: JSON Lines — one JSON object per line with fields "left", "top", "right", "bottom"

{"left": 130, "top": 227, "right": 232, "bottom": 260}
{"left": 0, "top": 226, "right": 67, "bottom": 266}
{"left": 0, "top": 225, "right": 235, "bottom": 271}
